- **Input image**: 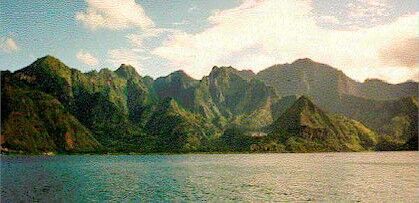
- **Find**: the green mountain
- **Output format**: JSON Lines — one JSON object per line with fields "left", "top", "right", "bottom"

{"left": 1, "top": 55, "right": 417, "bottom": 153}
{"left": 153, "top": 70, "right": 220, "bottom": 119}
{"left": 208, "top": 66, "right": 275, "bottom": 116}
{"left": 153, "top": 66, "right": 279, "bottom": 129}
{"left": 1, "top": 72, "right": 100, "bottom": 153}
{"left": 255, "top": 58, "right": 417, "bottom": 150}
{"left": 339, "top": 95, "right": 418, "bottom": 150}
{"left": 144, "top": 98, "right": 219, "bottom": 152}
{"left": 2, "top": 56, "right": 154, "bottom": 152}
{"left": 267, "top": 96, "right": 378, "bottom": 152}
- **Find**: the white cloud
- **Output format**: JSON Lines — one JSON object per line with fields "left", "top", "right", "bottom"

{"left": 379, "top": 37, "right": 418, "bottom": 68}
{"left": 76, "top": 0, "right": 154, "bottom": 31}
{"left": 347, "top": 0, "right": 389, "bottom": 18}
{"left": 346, "top": 0, "right": 390, "bottom": 25}
{"left": 172, "top": 19, "right": 190, "bottom": 26}
{"left": 316, "top": 0, "right": 394, "bottom": 30}
{"left": 152, "top": 0, "right": 418, "bottom": 83}
{"left": 76, "top": 50, "right": 99, "bottom": 66}
{"left": 126, "top": 34, "right": 145, "bottom": 47}
{"left": 0, "top": 37, "right": 19, "bottom": 53}
{"left": 188, "top": 6, "right": 198, "bottom": 13}
{"left": 125, "top": 28, "right": 177, "bottom": 48}
{"left": 107, "top": 49, "right": 146, "bottom": 70}
{"left": 318, "top": 15, "right": 340, "bottom": 25}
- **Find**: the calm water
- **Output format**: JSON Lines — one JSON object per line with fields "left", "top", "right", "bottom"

{"left": 1, "top": 152, "right": 418, "bottom": 202}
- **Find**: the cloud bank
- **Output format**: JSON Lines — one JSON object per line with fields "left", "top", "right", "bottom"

{"left": 76, "top": 0, "right": 154, "bottom": 31}
{"left": 152, "top": 0, "right": 418, "bottom": 83}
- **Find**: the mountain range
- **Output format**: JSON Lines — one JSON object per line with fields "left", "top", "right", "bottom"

{"left": 1, "top": 55, "right": 417, "bottom": 153}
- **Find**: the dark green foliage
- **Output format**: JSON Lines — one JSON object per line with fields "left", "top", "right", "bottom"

{"left": 339, "top": 95, "right": 418, "bottom": 150}
{"left": 153, "top": 70, "right": 200, "bottom": 110}
{"left": 1, "top": 82, "right": 100, "bottom": 153}
{"left": 2, "top": 56, "right": 152, "bottom": 153}
{"left": 12, "top": 56, "right": 74, "bottom": 107}
{"left": 208, "top": 66, "right": 273, "bottom": 116}
{"left": 144, "top": 98, "right": 218, "bottom": 152}
{"left": 271, "top": 95, "right": 298, "bottom": 120}
{"left": 153, "top": 66, "right": 278, "bottom": 129}
{"left": 220, "top": 127, "right": 253, "bottom": 151}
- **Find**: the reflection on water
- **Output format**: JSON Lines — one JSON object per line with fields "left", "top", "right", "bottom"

{"left": 1, "top": 152, "right": 418, "bottom": 201}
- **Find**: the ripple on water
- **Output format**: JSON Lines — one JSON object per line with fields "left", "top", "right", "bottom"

{"left": 1, "top": 152, "right": 418, "bottom": 201}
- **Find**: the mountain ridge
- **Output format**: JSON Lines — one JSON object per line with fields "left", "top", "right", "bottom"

{"left": 11, "top": 55, "right": 417, "bottom": 85}
{"left": 1, "top": 55, "right": 417, "bottom": 153}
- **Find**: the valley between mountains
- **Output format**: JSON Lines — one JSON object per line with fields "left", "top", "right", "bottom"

{"left": 1, "top": 56, "right": 417, "bottom": 153}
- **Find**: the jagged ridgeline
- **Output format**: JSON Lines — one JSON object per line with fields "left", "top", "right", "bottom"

{"left": 1, "top": 56, "right": 417, "bottom": 153}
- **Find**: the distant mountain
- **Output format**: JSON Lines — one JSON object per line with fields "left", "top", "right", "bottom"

{"left": 266, "top": 96, "right": 378, "bottom": 152}
{"left": 358, "top": 79, "right": 418, "bottom": 101}
{"left": 255, "top": 58, "right": 418, "bottom": 120}
{"left": 255, "top": 58, "right": 418, "bottom": 147}
{"left": 1, "top": 56, "right": 417, "bottom": 153}
{"left": 256, "top": 58, "right": 417, "bottom": 102}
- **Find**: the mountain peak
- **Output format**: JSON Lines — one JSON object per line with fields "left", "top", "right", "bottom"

{"left": 210, "top": 66, "right": 235, "bottom": 73}
{"left": 19, "top": 55, "right": 70, "bottom": 76}
{"left": 236, "top": 69, "right": 255, "bottom": 80}
{"left": 165, "top": 70, "right": 196, "bottom": 83}
{"left": 172, "top": 70, "right": 190, "bottom": 77}
{"left": 209, "top": 65, "right": 252, "bottom": 80}
{"left": 34, "top": 55, "right": 65, "bottom": 66}
{"left": 119, "top": 63, "right": 135, "bottom": 69}
{"left": 292, "top": 58, "right": 315, "bottom": 65}
{"left": 285, "top": 96, "right": 320, "bottom": 118}
{"left": 37, "top": 55, "right": 60, "bottom": 61}
{"left": 295, "top": 95, "right": 315, "bottom": 107}
{"left": 115, "top": 64, "right": 140, "bottom": 78}
{"left": 275, "top": 95, "right": 333, "bottom": 130}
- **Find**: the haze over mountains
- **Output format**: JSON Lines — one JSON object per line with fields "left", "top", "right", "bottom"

{"left": 1, "top": 56, "right": 417, "bottom": 153}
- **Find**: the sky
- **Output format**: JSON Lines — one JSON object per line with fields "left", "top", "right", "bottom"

{"left": 0, "top": 0, "right": 418, "bottom": 83}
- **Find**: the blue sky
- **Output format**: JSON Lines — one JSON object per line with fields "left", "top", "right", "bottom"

{"left": 1, "top": 0, "right": 418, "bottom": 83}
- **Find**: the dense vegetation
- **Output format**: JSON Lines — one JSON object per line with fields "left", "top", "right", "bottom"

{"left": 266, "top": 96, "right": 378, "bottom": 152}
{"left": 1, "top": 56, "right": 417, "bottom": 154}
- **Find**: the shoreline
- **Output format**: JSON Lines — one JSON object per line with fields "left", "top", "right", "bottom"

{"left": 1, "top": 149, "right": 416, "bottom": 156}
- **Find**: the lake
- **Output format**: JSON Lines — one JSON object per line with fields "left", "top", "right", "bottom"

{"left": 1, "top": 152, "right": 418, "bottom": 201}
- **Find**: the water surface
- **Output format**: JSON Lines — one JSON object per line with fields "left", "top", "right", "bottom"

{"left": 1, "top": 152, "right": 418, "bottom": 201}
